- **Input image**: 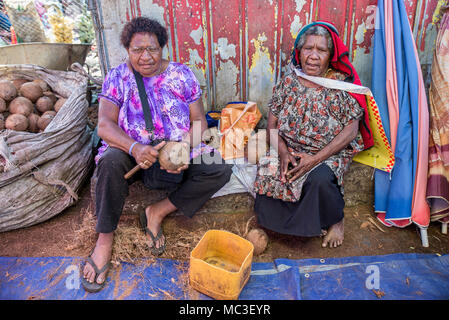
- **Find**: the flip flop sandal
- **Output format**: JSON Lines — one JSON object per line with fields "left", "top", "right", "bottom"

{"left": 81, "top": 253, "right": 111, "bottom": 293}
{"left": 139, "top": 211, "right": 166, "bottom": 256}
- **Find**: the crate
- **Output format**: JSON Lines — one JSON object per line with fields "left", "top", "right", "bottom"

{"left": 189, "top": 229, "right": 254, "bottom": 300}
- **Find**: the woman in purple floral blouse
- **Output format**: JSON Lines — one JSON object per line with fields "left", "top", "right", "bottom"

{"left": 81, "top": 17, "right": 231, "bottom": 293}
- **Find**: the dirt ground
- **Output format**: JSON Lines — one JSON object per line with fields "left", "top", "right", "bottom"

{"left": 1, "top": 177, "right": 449, "bottom": 263}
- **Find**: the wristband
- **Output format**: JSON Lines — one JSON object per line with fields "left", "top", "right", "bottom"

{"left": 128, "top": 141, "right": 139, "bottom": 156}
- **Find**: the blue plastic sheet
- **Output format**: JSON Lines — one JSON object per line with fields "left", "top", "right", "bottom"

{"left": 1, "top": 253, "right": 448, "bottom": 300}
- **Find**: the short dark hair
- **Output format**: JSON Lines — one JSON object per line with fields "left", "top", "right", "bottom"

{"left": 120, "top": 17, "right": 168, "bottom": 49}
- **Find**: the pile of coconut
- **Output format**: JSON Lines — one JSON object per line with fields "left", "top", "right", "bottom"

{"left": 0, "top": 78, "right": 67, "bottom": 132}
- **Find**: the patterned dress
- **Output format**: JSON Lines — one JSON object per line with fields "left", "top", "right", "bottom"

{"left": 96, "top": 61, "right": 213, "bottom": 164}
{"left": 254, "top": 69, "right": 364, "bottom": 202}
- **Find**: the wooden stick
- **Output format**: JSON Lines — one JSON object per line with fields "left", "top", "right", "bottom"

{"left": 124, "top": 164, "right": 142, "bottom": 179}
{"left": 368, "top": 217, "right": 386, "bottom": 233}
{"left": 125, "top": 159, "right": 150, "bottom": 179}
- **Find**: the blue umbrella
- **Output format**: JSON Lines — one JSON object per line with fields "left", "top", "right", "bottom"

{"left": 372, "top": 0, "right": 422, "bottom": 226}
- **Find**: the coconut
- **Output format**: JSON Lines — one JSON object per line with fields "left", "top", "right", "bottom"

{"left": 246, "top": 228, "right": 268, "bottom": 255}
{"left": 28, "top": 113, "right": 40, "bottom": 133}
{"left": 5, "top": 113, "right": 29, "bottom": 131}
{"left": 54, "top": 98, "right": 67, "bottom": 112}
{"left": 245, "top": 130, "right": 268, "bottom": 164}
{"left": 43, "top": 91, "right": 58, "bottom": 104}
{"left": 32, "top": 79, "right": 49, "bottom": 92}
{"left": 19, "top": 82, "right": 43, "bottom": 103}
{"left": 158, "top": 141, "right": 190, "bottom": 171}
{"left": 42, "top": 110, "right": 56, "bottom": 116}
{"left": 12, "top": 79, "right": 29, "bottom": 91}
{"left": 37, "top": 114, "right": 53, "bottom": 131}
{"left": 9, "top": 97, "right": 34, "bottom": 117}
{"left": 0, "top": 80, "right": 18, "bottom": 101}
{"left": 0, "top": 98, "right": 6, "bottom": 113}
{"left": 35, "top": 96, "right": 54, "bottom": 113}
{"left": 37, "top": 112, "right": 56, "bottom": 131}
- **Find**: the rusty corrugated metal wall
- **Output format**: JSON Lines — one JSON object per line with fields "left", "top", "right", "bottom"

{"left": 89, "top": 0, "right": 445, "bottom": 115}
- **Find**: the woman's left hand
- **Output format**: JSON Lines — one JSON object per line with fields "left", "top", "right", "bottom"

{"left": 160, "top": 140, "right": 190, "bottom": 174}
{"left": 286, "top": 152, "right": 319, "bottom": 183}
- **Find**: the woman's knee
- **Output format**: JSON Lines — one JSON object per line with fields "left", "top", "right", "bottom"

{"left": 97, "top": 147, "right": 133, "bottom": 174}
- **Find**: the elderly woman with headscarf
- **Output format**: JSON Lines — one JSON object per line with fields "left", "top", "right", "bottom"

{"left": 81, "top": 17, "right": 232, "bottom": 292}
{"left": 254, "top": 21, "right": 372, "bottom": 249}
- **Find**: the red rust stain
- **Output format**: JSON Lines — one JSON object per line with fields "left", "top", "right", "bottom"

{"left": 418, "top": 0, "right": 439, "bottom": 52}
{"left": 126, "top": 0, "right": 141, "bottom": 22}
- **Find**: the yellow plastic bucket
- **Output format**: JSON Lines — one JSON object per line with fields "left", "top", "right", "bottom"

{"left": 189, "top": 230, "right": 254, "bottom": 300}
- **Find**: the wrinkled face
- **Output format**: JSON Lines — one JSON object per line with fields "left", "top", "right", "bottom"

{"left": 299, "top": 35, "right": 331, "bottom": 77}
{"left": 127, "top": 32, "right": 163, "bottom": 77}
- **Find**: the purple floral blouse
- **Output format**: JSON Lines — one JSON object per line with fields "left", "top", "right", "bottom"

{"left": 96, "top": 62, "right": 213, "bottom": 163}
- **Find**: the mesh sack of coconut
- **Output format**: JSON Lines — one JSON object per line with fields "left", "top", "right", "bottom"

{"left": 4, "top": 1, "right": 47, "bottom": 43}
{"left": 0, "top": 64, "right": 93, "bottom": 232}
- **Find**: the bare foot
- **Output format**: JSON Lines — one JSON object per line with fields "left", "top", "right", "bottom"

{"left": 322, "top": 219, "right": 344, "bottom": 248}
{"left": 83, "top": 232, "right": 113, "bottom": 284}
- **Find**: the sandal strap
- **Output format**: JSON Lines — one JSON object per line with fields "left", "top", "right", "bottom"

{"left": 145, "top": 227, "right": 163, "bottom": 243}
{"left": 86, "top": 256, "right": 111, "bottom": 283}
{"left": 145, "top": 227, "right": 165, "bottom": 255}
{"left": 97, "top": 261, "right": 111, "bottom": 275}
{"left": 86, "top": 256, "right": 101, "bottom": 275}
{"left": 140, "top": 211, "right": 165, "bottom": 255}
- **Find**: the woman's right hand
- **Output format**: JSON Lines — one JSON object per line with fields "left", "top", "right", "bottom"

{"left": 279, "top": 148, "right": 298, "bottom": 183}
{"left": 267, "top": 112, "right": 297, "bottom": 183}
{"left": 132, "top": 141, "right": 166, "bottom": 169}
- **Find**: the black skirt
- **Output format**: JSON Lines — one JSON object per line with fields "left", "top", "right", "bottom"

{"left": 254, "top": 164, "right": 345, "bottom": 237}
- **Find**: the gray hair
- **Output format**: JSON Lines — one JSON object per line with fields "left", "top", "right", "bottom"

{"left": 296, "top": 25, "right": 334, "bottom": 57}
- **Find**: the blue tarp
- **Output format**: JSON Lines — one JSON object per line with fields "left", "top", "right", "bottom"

{"left": 1, "top": 253, "right": 448, "bottom": 300}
